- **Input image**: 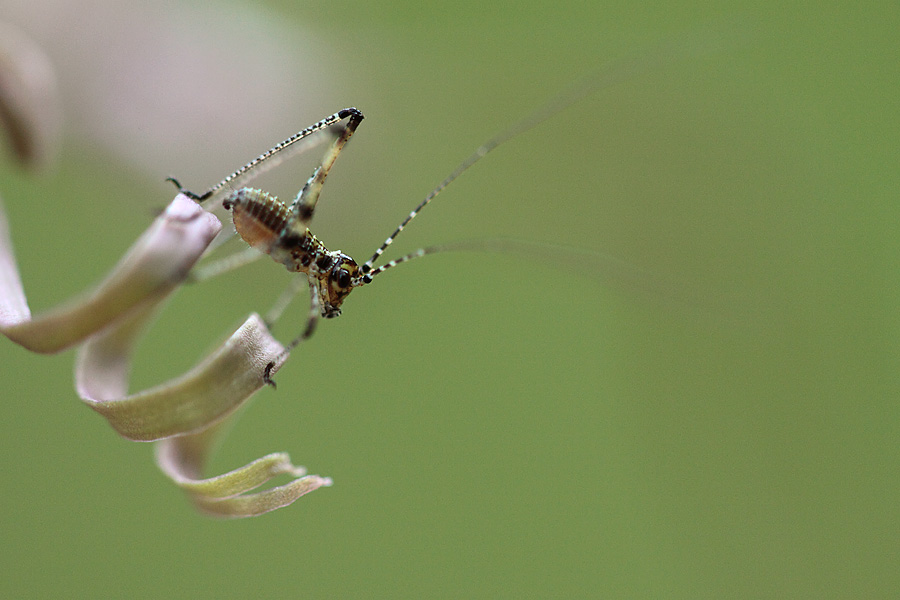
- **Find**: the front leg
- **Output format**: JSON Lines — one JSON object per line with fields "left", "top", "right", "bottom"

{"left": 263, "top": 277, "right": 321, "bottom": 388}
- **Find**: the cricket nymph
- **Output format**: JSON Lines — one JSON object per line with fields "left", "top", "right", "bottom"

{"left": 169, "top": 93, "right": 593, "bottom": 378}
{"left": 224, "top": 187, "right": 369, "bottom": 318}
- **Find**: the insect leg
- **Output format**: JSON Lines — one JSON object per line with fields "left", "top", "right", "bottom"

{"left": 264, "top": 273, "right": 309, "bottom": 328}
{"left": 288, "top": 108, "right": 364, "bottom": 226}
{"left": 187, "top": 246, "right": 264, "bottom": 283}
{"left": 167, "top": 108, "right": 363, "bottom": 206}
{"left": 263, "top": 277, "right": 321, "bottom": 387}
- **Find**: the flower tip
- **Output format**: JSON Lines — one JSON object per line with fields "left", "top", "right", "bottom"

{"left": 166, "top": 194, "right": 218, "bottom": 224}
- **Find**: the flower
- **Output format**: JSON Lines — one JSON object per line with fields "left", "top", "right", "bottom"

{"left": 0, "top": 21, "right": 331, "bottom": 516}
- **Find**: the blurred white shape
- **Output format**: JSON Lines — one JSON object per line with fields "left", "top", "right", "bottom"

{"left": 0, "top": 0, "right": 336, "bottom": 182}
{"left": 0, "top": 21, "right": 60, "bottom": 168}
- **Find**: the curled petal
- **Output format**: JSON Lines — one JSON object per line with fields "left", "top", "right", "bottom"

{"left": 0, "top": 195, "right": 220, "bottom": 353}
{"left": 1, "top": 194, "right": 329, "bottom": 516}
{"left": 156, "top": 422, "right": 332, "bottom": 518}
{"left": 76, "top": 312, "right": 287, "bottom": 441}
{"left": 183, "top": 476, "right": 333, "bottom": 519}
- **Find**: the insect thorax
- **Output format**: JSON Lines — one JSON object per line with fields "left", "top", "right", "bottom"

{"left": 225, "top": 187, "right": 360, "bottom": 316}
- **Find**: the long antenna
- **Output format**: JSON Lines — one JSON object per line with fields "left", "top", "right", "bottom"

{"left": 361, "top": 20, "right": 746, "bottom": 275}
{"left": 366, "top": 238, "right": 671, "bottom": 298}
{"left": 359, "top": 80, "right": 603, "bottom": 273}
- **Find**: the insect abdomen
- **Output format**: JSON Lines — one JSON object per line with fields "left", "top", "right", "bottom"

{"left": 226, "top": 188, "right": 291, "bottom": 254}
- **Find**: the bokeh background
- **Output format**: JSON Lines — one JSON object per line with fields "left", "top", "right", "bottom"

{"left": 1, "top": 1, "right": 897, "bottom": 598}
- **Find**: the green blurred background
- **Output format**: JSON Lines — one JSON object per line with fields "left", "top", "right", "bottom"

{"left": 1, "top": 1, "right": 897, "bottom": 598}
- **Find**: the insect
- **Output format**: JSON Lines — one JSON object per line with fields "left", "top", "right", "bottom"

{"left": 166, "top": 44, "right": 690, "bottom": 386}
{"left": 167, "top": 92, "right": 592, "bottom": 385}
{"left": 167, "top": 107, "right": 459, "bottom": 385}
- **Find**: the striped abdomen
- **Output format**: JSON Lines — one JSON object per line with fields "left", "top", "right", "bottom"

{"left": 225, "top": 188, "right": 291, "bottom": 254}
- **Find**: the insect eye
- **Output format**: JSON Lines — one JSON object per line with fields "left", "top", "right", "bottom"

{"left": 336, "top": 269, "right": 351, "bottom": 288}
